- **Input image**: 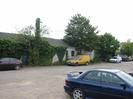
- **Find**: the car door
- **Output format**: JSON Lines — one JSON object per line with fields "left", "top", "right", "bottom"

{"left": 80, "top": 71, "right": 103, "bottom": 98}
{"left": 0, "top": 58, "right": 10, "bottom": 69}
{"left": 79, "top": 58, "right": 85, "bottom": 64}
{"left": 100, "top": 72, "right": 127, "bottom": 99}
{"left": 9, "top": 58, "right": 16, "bottom": 68}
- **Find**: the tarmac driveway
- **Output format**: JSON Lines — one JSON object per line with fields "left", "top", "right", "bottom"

{"left": 0, "top": 62, "right": 133, "bottom": 99}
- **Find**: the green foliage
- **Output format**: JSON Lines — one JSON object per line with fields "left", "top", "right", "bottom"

{"left": 0, "top": 39, "right": 25, "bottom": 58}
{"left": 0, "top": 37, "right": 67, "bottom": 65}
{"left": 28, "top": 38, "right": 56, "bottom": 65}
{"left": 64, "top": 14, "right": 98, "bottom": 52}
{"left": 16, "top": 18, "right": 53, "bottom": 65}
{"left": 97, "top": 33, "right": 120, "bottom": 61}
{"left": 28, "top": 40, "right": 67, "bottom": 65}
{"left": 35, "top": 18, "right": 41, "bottom": 39}
{"left": 56, "top": 46, "right": 66, "bottom": 63}
{"left": 121, "top": 42, "right": 133, "bottom": 56}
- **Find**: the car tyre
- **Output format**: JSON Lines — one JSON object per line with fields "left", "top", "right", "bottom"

{"left": 14, "top": 65, "right": 21, "bottom": 70}
{"left": 75, "top": 62, "right": 79, "bottom": 66}
{"left": 72, "top": 88, "right": 85, "bottom": 99}
{"left": 86, "top": 62, "right": 89, "bottom": 65}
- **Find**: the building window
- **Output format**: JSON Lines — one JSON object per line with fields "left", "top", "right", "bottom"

{"left": 66, "top": 50, "right": 68, "bottom": 60}
{"left": 71, "top": 51, "right": 75, "bottom": 56}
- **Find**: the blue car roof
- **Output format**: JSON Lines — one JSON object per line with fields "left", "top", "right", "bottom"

{"left": 90, "top": 69, "right": 121, "bottom": 73}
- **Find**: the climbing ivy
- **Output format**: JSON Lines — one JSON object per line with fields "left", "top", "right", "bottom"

{"left": 56, "top": 46, "right": 67, "bottom": 63}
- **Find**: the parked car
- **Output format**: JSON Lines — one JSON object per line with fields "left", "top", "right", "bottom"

{"left": 121, "top": 55, "right": 133, "bottom": 61}
{"left": 128, "top": 56, "right": 133, "bottom": 61}
{"left": 0, "top": 58, "right": 22, "bottom": 70}
{"left": 121, "top": 55, "right": 129, "bottom": 61}
{"left": 64, "top": 69, "right": 133, "bottom": 99}
{"left": 66, "top": 55, "right": 91, "bottom": 65}
{"left": 109, "top": 56, "right": 122, "bottom": 63}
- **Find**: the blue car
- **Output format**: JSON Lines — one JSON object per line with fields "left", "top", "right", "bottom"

{"left": 64, "top": 69, "right": 133, "bottom": 99}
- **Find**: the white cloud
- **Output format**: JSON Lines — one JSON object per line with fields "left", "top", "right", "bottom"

{"left": 0, "top": 0, "right": 133, "bottom": 42}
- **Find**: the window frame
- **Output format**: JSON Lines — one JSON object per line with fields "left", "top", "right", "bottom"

{"left": 71, "top": 51, "right": 75, "bottom": 57}
{"left": 101, "top": 71, "right": 125, "bottom": 85}
{"left": 82, "top": 71, "right": 102, "bottom": 82}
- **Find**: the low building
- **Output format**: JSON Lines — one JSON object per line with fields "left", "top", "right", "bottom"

{"left": 0, "top": 32, "right": 77, "bottom": 63}
{"left": 46, "top": 38, "right": 77, "bottom": 57}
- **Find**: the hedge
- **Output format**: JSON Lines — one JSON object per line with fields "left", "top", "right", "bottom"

{"left": 0, "top": 38, "right": 66, "bottom": 66}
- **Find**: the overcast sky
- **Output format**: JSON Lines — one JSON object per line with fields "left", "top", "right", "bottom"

{"left": 0, "top": 0, "right": 133, "bottom": 42}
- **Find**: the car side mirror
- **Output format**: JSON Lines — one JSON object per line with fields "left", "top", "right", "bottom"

{"left": 120, "top": 83, "right": 127, "bottom": 90}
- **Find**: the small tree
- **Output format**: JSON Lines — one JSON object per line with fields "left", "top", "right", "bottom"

{"left": 121, "top": 41, "right": 133, "bottom": 56}
{"left": 35, "top": 18, "right": 41, "bottom": 39}
{"left": 16, "top": 18, "right": 50, "bottom": 65}
{"left": 97, "top": 33, "right": 120, "bottom": 61}
{"left": 17, "top": 25, "right": 34, "bottom": 48}
{"left": 56, "top": 46, "right": 66, "bottom": 63}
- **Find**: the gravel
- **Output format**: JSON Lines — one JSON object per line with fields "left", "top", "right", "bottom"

{"left": 0, "top": 62, "right": 133, "bottom": 99}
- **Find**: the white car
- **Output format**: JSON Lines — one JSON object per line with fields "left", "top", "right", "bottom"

{"left": 109, "top": 56, "right": 122, "bottom": 63}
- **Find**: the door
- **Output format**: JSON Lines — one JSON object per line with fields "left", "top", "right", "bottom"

{"left": 100, "top": 72, "right": 127, "bottom": 99}
{"left": 10, "top": 58, "right": 17, "bottom": 68}
{"left": 78, "top": 56, "right": 86, "bottom": 64}
{"left": 81, "top": 71, "right": 103, "bottom": 98}
{"left": 0, "top": 58, "right": 10, "bottom": 69}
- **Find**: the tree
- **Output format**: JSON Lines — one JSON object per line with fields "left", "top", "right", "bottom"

{"left": 64, "top": 14, "right": 98, "bottom": 53}
{"left": 121, "top": 41, "right": 133, "bottom": 56}
{"left": 97, "top": 33, "right": 120, "bottom": 61}
{"left": 16, "top": 18, "right": 50, "bottom": 65}
{"left": 35, "top": 18, "right": 41, "bottom": 39}
{"left": 17, "top": 19, "right": 48, "bottom": 38}
{"left": 17, "top": 18, "right": 50, "bottom": 48}
{"left": 17, "top": 25, "right": 34, "bottom": 48}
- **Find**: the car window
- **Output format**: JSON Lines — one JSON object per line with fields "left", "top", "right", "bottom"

{"left": 10, "top": 58, "right": 17, "bottom": 62}
{"left": 0, "top": 58, "right": 10, "bottom": 62}
{"left": 102, "top": 72, "right": 124, "bottom": 84}
{"left": 118, "top": 71, "right": 133, "bottom": 86}
{"left": 113, "top": 56, "right": 117, "bottom": 59}
{"left": 74, "top": 56, "right": 81, "bottom": 60}
{"left": 83, "top": 71, "right": 101, "bottom": 81}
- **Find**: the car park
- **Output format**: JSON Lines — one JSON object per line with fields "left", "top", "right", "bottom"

{"left": 0, "top": 57, "right": 22, "bottom": 70}
{"left": 64, "top": 69, "right": 133, "bottom": 99}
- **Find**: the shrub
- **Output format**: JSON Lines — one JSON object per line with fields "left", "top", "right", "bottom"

{"left": 0, "top": 39, "right": 25, "bottom": 59}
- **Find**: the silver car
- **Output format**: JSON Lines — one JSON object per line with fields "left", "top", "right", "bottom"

{"left": 109, "top": 56, "right": 122, "bottom": 63}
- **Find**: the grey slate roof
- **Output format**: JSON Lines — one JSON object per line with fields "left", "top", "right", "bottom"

{"left": 0, "top": 32, "right": 70, "bottom": 47}
{"left": 45, "top": 37, "right": 69, "bottom": 47}
{"left": 0, "top": 32, "right": 17, "bottom": 39}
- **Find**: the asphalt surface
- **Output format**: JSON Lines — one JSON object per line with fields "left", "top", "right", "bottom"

{"left": 0, "top": 62, "right": 133, "bottom": 99}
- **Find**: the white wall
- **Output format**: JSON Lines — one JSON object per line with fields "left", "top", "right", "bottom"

{"left": 66, "top": 47, "right": 77, "bottom": 59}
{"left": 52, "top": 54, "right": 59, "bottom": 63}
{"left": 52, "top": 47, "right": 77, "bottom": 63}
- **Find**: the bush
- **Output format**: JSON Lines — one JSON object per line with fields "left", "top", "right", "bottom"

{"left": 0, "top": 38, "right": 66, "bottom": 66}
{"left": 0, "top": 39, "right": 25, "bottom": 59}
{"left": 56, "top": 46, "right": 66, "bottom": 63}
{"left": 28, "top": 39, "right": 56, "bottom": 65}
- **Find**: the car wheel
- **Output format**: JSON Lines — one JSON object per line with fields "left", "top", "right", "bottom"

{"left": 14, "top": 65, "right": 21, "bottom": 70}
{"left": 86, "top": 62, "right": 89, "bottom": 65}
{"left": 72, "top": 88, "right": 85, "bottom": 99}
{"left": 75, "top": 62, "right": 79, "bottom": 66}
